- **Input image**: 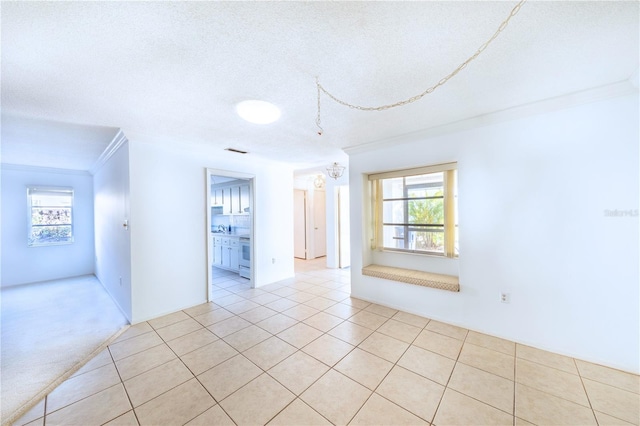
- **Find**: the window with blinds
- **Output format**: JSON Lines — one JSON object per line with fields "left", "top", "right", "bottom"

{"left": 27, "top": 187, "right": 74, "bottom": 246}
{"left": 369, "top": 163, "right": 458, "bottom": 257}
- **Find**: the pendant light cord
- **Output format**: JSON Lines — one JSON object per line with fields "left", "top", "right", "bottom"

{"left": 316, "top": 0, "right": 527, "bottom": 135}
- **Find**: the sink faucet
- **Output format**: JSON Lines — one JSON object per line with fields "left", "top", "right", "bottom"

{"left": 218, "top": 225, "right": 226, "bottom": 234}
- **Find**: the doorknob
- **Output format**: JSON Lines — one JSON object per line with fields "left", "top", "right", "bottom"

{"left": 123, "top": 220, "right": 129, "bottom": 230}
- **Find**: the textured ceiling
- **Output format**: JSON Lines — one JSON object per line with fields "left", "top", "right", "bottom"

{"left": 1, "top": 1, "right": 638, "bottom": 171}
{"left": 1, "top": 115, "right": 119, "bottom": 171}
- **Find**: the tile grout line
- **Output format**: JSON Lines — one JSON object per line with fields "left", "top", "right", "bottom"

{"left": 574, "top": 357, "right": 600, "bottom": 426}
{"left": 346, "top": 315, "right": 432, "bottom": 425}
{"left": 428, "top": 328, "right": 468, "bottom": 425}
{"left": 154, "top": 310, "right": 237, "bottom": 425}
{"left": 222, "top": 272, "right": 355, "bottom": 425}
{"left": 104, "top": 345, "right": 141, "bottom": 426}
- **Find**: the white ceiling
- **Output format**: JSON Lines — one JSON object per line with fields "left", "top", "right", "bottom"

{"left": 1, "top": 1, "right": 638, "bottom": 172}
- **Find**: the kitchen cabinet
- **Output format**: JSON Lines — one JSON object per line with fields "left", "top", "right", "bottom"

{"left": 213, "top": 188, "right": 224, "bottom": 207}
{"left": 213, "top": 236, "right": 239, "bottom": 272}
{"left": 213, "top": 236, "right": 223, "bottom": 267}
{"left": 211, "top": 182, "right": 250, "bottom": 215}
{"left": 221, "top": 244, "right": 231, "bottom": 267}
{"left": 230, "top": 186, "right": 240, "bottom": 214}
{"left": 239, "top": 184, "right": 250, "bottom": 213}
{"left": 223, "top": 188, "right": 232, "bottom": 215}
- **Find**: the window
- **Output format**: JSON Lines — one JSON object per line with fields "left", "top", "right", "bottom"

{"left": 27, "top": 187, "right": 74, "bottom": 246}
{"left": 370, "top": 162, "right": 458, "bottom": 257}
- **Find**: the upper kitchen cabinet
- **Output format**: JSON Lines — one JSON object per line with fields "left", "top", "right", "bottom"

{"left": 211, "top": 180, "right": 250, "bottom": 215}
{"left": 239, "top": 184, "right": 250, "bottom": 214}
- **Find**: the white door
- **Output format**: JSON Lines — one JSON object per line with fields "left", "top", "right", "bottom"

{"left": 338, "top": 186, "right": 351, "bottom": 268}
{"left": 313, "top": 189, "right": 326, "bottom": 258}
{"left": 294, "top": 189, "right": 307, "bottom": 259}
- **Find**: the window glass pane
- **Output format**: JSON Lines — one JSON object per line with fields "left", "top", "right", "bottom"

{"left": 408, "top": 199, "right": 444, "bottom": 225}
{"left": 409, "top": 229, "right": 444, "bottom": 253}
{"left": 29, "top": 225, "right": 73, "bottom": 245}
{"left": 378, "top": 169, "right": 452, "bottom": 255}
{"left": 31, "top": 207, "right": 72, "bottom": 225}
{"left": 382, "top": 226, "right": 444, "bottom": 253}
{"left": 28, "top": 188, "right": 73, "bottom": 246}
{"left": 407, "top": 186, "right": 443, "bottom": 198}
{"left": 382, "top": 177, "right": 404, "bottom": 198}
{"left": 382, "top": 225, "right": 406, "bottom": 250}
{"left": 382, "top": 200, "right": 405, "bottom": 224}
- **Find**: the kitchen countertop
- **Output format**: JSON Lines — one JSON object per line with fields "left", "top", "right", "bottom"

{"left": 211, "top": 232, "right": 249, "bottom": 238}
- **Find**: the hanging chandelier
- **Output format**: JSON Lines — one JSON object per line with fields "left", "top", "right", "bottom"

{"left": 315, "top": 0, "right": 527, "bottom": 135}
{"left": 326, "top": 162, "right": 345, "bottom": 180}
{"left": 313, "top": 174, "right": 325, "bottom": 188}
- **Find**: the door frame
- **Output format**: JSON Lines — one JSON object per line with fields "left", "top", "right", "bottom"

{"left": 313, "top": 188, "right": 327, "bottom": 258}
{"left": 206, "top": 168, "right": 256, "bottom": 302}
{"left": 293, "top": 189, "right": 307, "bottom": 259}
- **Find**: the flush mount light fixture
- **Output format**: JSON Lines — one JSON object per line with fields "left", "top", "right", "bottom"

{"left": 326, "top": 162, "right": 345, "bottom": 180}
{"left": 236, "top": 100, "right": 281, "bottom": 124}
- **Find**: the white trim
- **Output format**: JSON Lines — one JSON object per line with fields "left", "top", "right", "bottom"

{"left": 0, "top": 163, "right": 91, "bottom": 176}
{"left": 344, "top": 80, "right": 638, "bottom": 155}
{"left": 90, "top": 129, "right": 128, "bottom": 175}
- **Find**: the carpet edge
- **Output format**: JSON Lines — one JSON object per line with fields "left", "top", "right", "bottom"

{"left": 3, "top": 324, "right": 131, "bottom": 426}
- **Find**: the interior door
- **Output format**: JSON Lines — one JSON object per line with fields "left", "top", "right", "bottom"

{"left": 293, "top": 189, "right": 307, "bottom": 259}
{"left": 313, "top": 189, "right": 326, "bottom": 258}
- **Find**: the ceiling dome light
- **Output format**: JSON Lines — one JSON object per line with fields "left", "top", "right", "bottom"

{"left": 236, "top": 100, "right": 281, "bottom": 124}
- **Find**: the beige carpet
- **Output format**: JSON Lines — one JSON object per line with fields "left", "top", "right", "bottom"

{"left": 1, "top": 275, "right": 129, "bottom": 425}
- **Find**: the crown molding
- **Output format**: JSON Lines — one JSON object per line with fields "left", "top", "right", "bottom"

{"left": 344, "top": 80, "right": 638, "bottom": 156}
{"left": 0, "top": 163, "right": 92, "bottom": 176}
{"left": 90, "top": 129, "right": 128, "bottom": 175}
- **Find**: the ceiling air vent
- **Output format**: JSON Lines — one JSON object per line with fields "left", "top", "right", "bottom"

{"left": 225, "top": 148, "right": 248, "bottom": 154}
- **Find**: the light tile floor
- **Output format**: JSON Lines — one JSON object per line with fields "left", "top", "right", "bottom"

{"left": 15, "top": 259, "right": 640, "bottom": 426}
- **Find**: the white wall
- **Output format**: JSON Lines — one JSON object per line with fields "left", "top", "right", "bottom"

{"left": 93, "top": 141, "right": 132, "bottom": 321}
{"left": 128, "top": 140, "right": 294, "bottom": 323}
{"left": 348, "top": 93, "right": 639, "bottom": 373}
{"left": 1, "top": 165, "right": 95, "bottom": 286}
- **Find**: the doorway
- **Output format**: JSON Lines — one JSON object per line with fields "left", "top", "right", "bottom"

{"left": 313, "top": 189, "right": 327, "bottom": 258}
{"left": 206, "top": 169, "right": 255, "bottom": 301}
{"left": 293, "top": 189, "right": 306, "bottom": 259}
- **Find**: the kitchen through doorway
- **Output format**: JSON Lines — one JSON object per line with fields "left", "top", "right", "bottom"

{"left": 206, "top": 169, "right": 255, "bottom": 301}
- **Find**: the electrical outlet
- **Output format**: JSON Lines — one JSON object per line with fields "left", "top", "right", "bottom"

{"left": 500, "top": 292, "right": 510, "bottom": 303}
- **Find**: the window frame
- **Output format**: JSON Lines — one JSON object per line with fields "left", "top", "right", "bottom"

{"left": 369, "top": 162, "right": 458, "bottom": 258}
{"left": 27, "top": 186, "right": 75, "bottom": 247}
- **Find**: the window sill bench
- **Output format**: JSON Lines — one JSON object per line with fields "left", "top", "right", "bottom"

{"left": 362, "top": 264, "right": 459, "bottom": 292}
